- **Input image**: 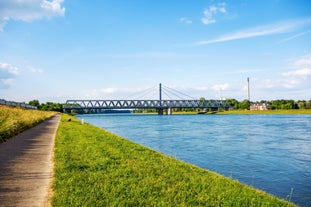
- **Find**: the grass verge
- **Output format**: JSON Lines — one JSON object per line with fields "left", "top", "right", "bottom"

{"left": 52, "top": 114, "right": 296, "bottom": 206}
{"left": 217, "top": 109, "right": 311, "bottom": 115}
{"left": 0, "top": 106, "right": 56, "bottom": 143}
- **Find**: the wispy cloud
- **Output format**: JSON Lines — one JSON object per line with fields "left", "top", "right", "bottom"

{"left": 282, "top": 54, "right": 311, "bottom": 80}
{"left": 201, "top": 2, "right": 227, "bottom": 25}
{"left": 258, "top": 54, "right": 311, "bottom": 91}
{"left": 279, "top": 30, "right": 311, "bottom": 43}
{"left": 282, "top": 68, "right": 311, "bottom": 79}
{"left": 0, "top": 62, "right": 19, "bottom": 89}
{"left": 0, "top": 0, "right": 65, "bottom": 31}
{"left": 196, "top": 18, "right": 311, "bottom": 45}
{"left": 180, "top": 17, "right": 192, "bottom": 24}
{"left": 28, "top": 66, "right": 44, "bottom": 74}
{"left": 211, "top": 83, "right": 229, "bottom": 91}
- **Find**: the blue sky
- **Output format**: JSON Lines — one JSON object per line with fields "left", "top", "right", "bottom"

{"left": 1, "top": 0, "right": 311, "bottom": 102}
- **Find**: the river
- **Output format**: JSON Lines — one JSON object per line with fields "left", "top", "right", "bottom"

{"left": 76, "top": 114, "right": 311, "bottom": 206}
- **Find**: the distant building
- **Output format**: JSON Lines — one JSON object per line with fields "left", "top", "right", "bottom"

{"left": 250, "top": 103, "right": 271, "bottom": 111}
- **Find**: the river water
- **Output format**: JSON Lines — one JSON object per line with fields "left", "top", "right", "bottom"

{"left": 77, "top": 114, "right": 311, "bottom": 206}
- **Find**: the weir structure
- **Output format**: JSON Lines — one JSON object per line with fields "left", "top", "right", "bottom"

{"left": 63, "top": 84, "right": 229, "bottom": 115}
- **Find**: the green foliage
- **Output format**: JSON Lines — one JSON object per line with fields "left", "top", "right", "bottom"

{"left": 28, "top": 100, "right": 63, "bottom": 112}
{"left": 270, "top": 100, "right": 296, "bottom": 110}
{"left": 52, "top": 115, "right": 296, "bottom": 206}
{"left": 218, "top": 109, "right": 311, "bottom": 114}
{"left": 28, "top": 99, "right": 40, "bottom": 108}
{"left": 239, "top": 99, "right": 250, "bottom": 110}
{"left": 225, "top": 98, "right": 311, "bottom": 110}
{"left": 226, "top": 98, "right": 240, "bottom": 109}
{"left": 0, "top": 106, "right": 55, "bottom": 143}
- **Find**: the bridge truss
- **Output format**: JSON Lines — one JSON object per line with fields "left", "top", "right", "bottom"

{"left": 63, "top": 99, "right": 229, "bottom": 114}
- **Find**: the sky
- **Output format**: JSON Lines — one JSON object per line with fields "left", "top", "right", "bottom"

{"left": 0, "top": 0, "right": 311, "bottom": 103}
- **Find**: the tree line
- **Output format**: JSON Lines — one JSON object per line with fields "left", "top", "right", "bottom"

{"left": 28, "top": 100, "right": 63, "bottom": 112}
{"left": 28, "top": 98, "right": 311, "bottom": 112}
{"left": 226, "top": 99, "right": 311, "bottom": 110}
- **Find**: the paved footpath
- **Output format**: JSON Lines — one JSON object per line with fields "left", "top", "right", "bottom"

{"left": 0, "top": 115, "right": 60, "bottom": 207}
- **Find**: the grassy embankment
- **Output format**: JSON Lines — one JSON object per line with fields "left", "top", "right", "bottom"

{"left": 218, "top": 109, "right": 311, "bottom": 115}
{"left": 52, "top": 114, "right": 296, "bottom": 206}
{"left": 0, "top": 105, "right": 56, "bottom": 143}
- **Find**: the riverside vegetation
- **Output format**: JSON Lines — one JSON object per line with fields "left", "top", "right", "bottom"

{"left": 52, "top": 114, "right": 296, "bottom": 206}
{"left": 0, "top": 106, "right": 55, "bottom": 143}
{"left": 218, "top": 109, "right": 311, "bottom": 115}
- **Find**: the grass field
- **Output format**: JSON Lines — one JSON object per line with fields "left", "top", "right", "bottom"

{"left": 0, "top": 106, "right": 55, "bottom": 143}
{"left": 52, "top": 114, "right": 296, "bottom": 206}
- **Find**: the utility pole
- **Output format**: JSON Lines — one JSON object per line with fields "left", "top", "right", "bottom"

{"left": 247, "top": 77, "right": 250, "bottom": 101}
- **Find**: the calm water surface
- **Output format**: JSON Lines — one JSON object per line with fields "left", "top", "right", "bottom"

{"left": 77, "top": 114, "right": 311, "bottom": 206}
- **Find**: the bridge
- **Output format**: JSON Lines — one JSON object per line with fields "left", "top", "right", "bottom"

{"left": 63, "top": 84, "right": 230, "bottom": 115}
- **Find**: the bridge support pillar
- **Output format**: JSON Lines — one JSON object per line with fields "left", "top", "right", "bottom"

{"left": 158, "top": 108, "right": 164, "bottom": 115}
{"left": 167, "top": 108, "right": 172, "bottom": 115}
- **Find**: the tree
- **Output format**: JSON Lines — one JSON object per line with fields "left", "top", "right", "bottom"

{"left": 297, "top": 100, "right": 306, "bottom": 109}
{"left": 28, "top": 100, "right": 40, "bottom": 109}
{"left": 239, "top": 99, "right": 250, "bottom": 110}
{"left": 226, "top": 98, "right": 239, "bottom": 109}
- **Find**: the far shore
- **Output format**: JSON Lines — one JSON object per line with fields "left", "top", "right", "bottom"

{"left": 131, "top": 109, "right": 311, "bottom": 115}
{"left": 217, "top": 109, "right": 311, "bottom": 115}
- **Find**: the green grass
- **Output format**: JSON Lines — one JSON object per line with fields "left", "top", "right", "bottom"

{"left": 0, "top": 106, "right": 56, "bottom": 143}
{"left": 218, "top": 109, "right": 311, "bottom": 115}
{"left": 52, "top": 114, "right": 296, "bottom": 206}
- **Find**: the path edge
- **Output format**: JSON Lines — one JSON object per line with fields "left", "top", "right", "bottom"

{"left": 44, "top": 114, "right": 61, "bottom": 207}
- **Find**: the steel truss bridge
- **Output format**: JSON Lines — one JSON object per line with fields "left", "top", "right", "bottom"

{"left": 63, "top": 84, "right": 230, "bottom": 115}
{"left": 63, "top": 99, "right": 229, "bottom": 114}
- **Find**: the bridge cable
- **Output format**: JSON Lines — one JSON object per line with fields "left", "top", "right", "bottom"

{"left": 162, "top": 88, "right": 185, "bottom": 100}
{"left": 124, "top": 85, "right": 157, "bottom": 100}
{"left": 162, "top": 85, "right": 197, "bottom": 100}
{"left": 162, "top": 90, "right": 173, "bottom": 100}
{"left": 135, "top": 89, "right": 157, "bottom": 100}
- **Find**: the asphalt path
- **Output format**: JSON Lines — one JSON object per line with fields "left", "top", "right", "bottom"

{"left": 0, "top": 115, "right": 60, "bottom": 207}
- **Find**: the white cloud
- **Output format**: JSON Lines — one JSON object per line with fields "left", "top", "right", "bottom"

{"left": 180, "top": 17, "right": 192, "bottom": 24}
{"left": 195, "top": 86, "right": 209, "bottom": 91}
{"left": 41, "top": 0, "right": 65, "bottom": 16}
{"left": 282, "top": 68, "right": 311, "bottom": 79}
{"left": 0, "top": 0, "right": 65, "bottom": 31}
{"left": 256, "top": 54, "right": 311, "bottom": 95}
{"left": 28, "top": 66, "right": 44, "bottom": 74}
{"left": 0, "top": 62, "right": 19, "bottom": 89}
{"left": 211, "top": 83, "right": 229, "bottom": 91}
{"left": 282, "top": 54, "right": 311, "bottom": 79}
{"left": 197, "top": 18, "right": 311, "bottom": 45}
{"left": 282, "top": 79, "right": 301, "bottom": 89}
{"left": 201, "top": 3, "right": 226, "bottom": 25}
{"left": 294, "top": 54, "right": 311, "bottom": 67}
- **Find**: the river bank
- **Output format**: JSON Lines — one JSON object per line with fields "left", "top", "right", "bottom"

{"left": 131, "top": 109, "right": 311, "bottom": 115}
{"left": 52, "top": 114, "right": 296, "bottom": 206}
{"left": 217, "top": 109, "right": 311, "bottom": 115}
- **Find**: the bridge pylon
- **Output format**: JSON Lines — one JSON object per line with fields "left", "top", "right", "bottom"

{"left": 158, "top": 83, "right": 164, "bottom": 115}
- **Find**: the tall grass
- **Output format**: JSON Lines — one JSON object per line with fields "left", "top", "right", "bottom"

{"left": 52, "top": 114, "right": 296, "bottom": 206}
{"left": 0, "top": 106, "right": 55, "bottom": 143}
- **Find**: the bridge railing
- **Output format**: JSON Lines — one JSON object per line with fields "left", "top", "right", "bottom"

{"left": 0, "top": 99, "right": 37, "bottom": 110}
